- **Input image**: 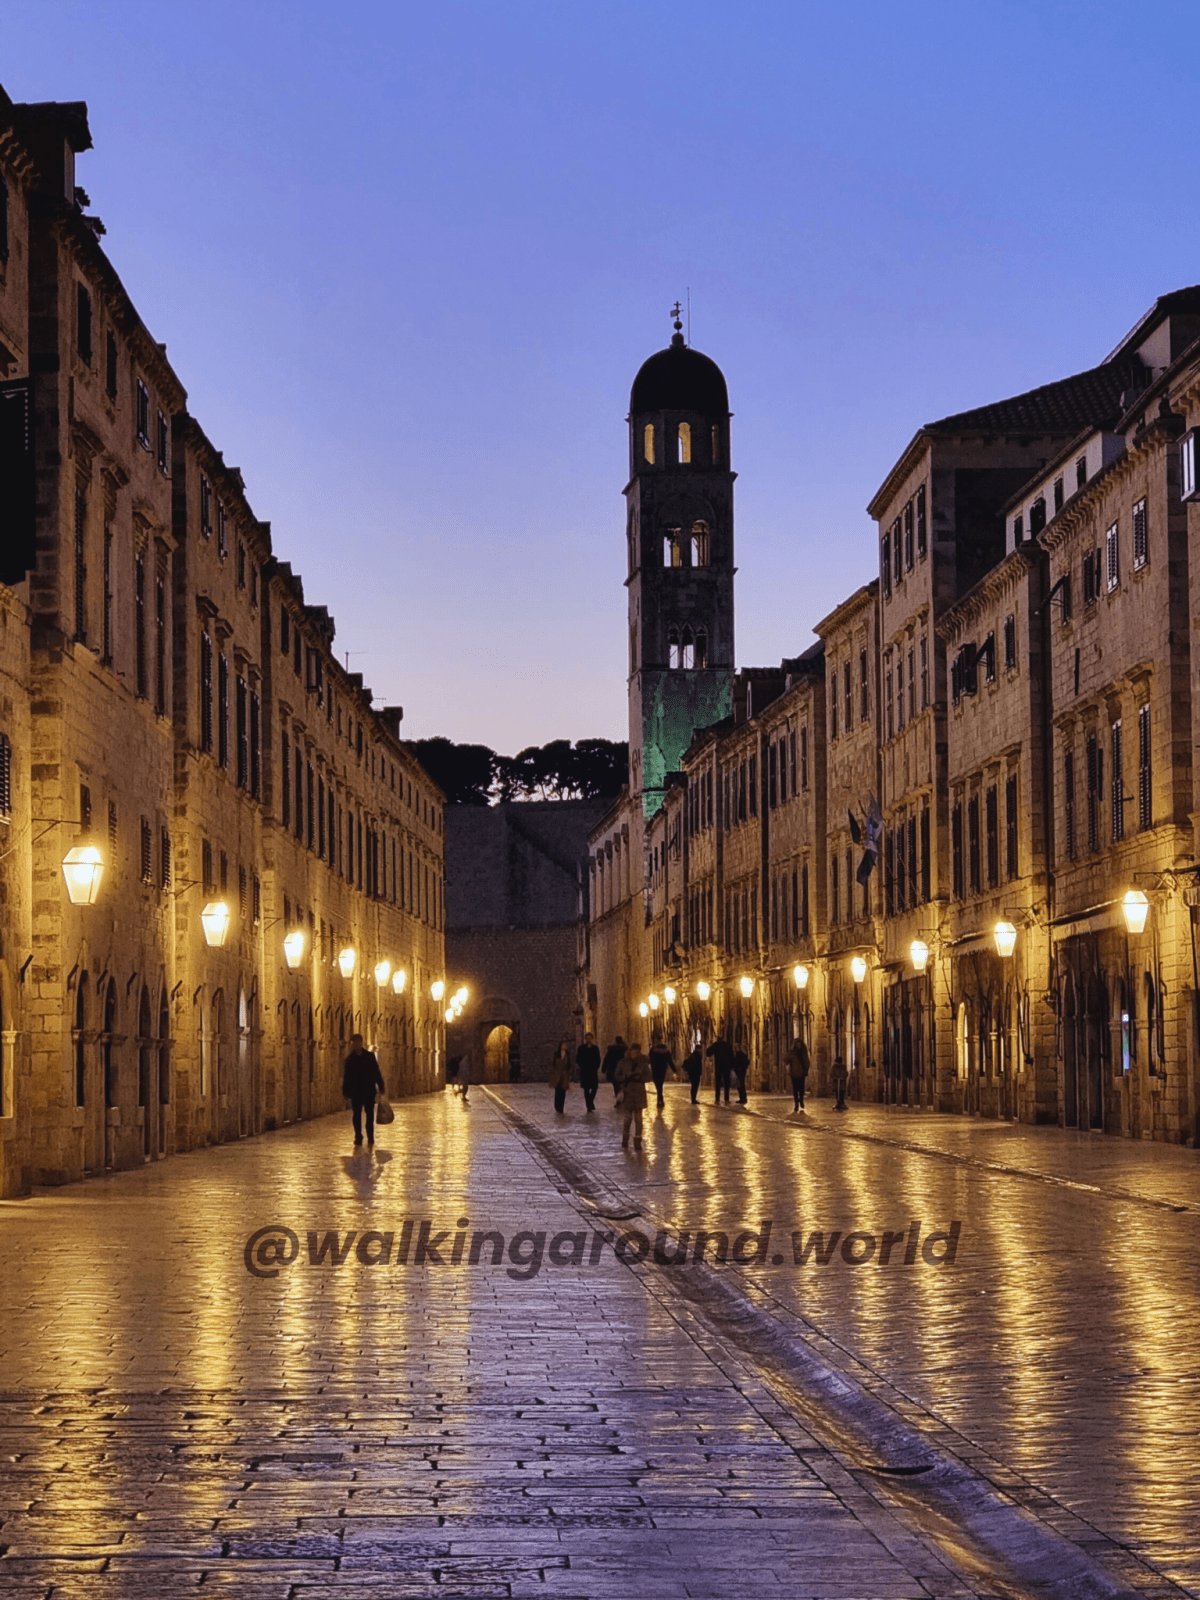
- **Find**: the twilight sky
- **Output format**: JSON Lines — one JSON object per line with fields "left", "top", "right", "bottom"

{"left": 5, "top": 2, "right": 1200, "bottom": 750}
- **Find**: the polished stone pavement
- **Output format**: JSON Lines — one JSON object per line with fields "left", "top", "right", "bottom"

{"left": 0, "top": 1082, "right": 1197, "bottom": 1598}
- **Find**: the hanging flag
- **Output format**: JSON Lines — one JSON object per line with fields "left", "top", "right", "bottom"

{"left": 848, "top": 810, "right": 861, "bottom": 845}
{"left": 856, "top": 795, "right": 883, "bottom": 886}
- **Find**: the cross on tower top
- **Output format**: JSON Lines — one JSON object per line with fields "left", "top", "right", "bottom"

{"left": 670, "top": 301, "right": 683, "bottom": 331}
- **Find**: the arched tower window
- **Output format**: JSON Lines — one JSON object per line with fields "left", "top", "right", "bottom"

{"left": 711, "top": 424, "right": 721, "bottom": 464}
{"left": 663, "top": 527, "right": 682, "bottom": 568}
{"left": 690, "top": 521, "right": 710, "bottom": 567}
{"left": 668, "top": 627, "right": 680, "bottom": 670}
{"left": 680, "top": 627, "right": 694, "bottom": 669}
{"left": 677, "top": 422, "right": 691, "bottom": 464}
{"left": 694, "top": 628, "right": 708, "bottom": 669}
{"left": 643, "top": 423, "right": 655, "bottom": 465}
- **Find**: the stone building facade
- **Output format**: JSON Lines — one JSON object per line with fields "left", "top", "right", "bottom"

{"left": 0, "top": 91, "right": 445, "bottom": 1196}
{"left": 585, "top": 293, "right": 1200, "bottom": 1145}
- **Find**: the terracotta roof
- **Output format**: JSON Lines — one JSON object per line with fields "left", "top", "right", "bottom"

{"left": 925, "top": 362, "right": 1130, "bottom": 437}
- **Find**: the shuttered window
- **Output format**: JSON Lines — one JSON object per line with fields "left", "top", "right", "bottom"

{"left": 1064, "top": 751, "right": 1076, "bottom": 861}
{"left": 281, "top": 733, "right": 290, "bottom": 827}
{"left": 1005, "top": 773, "right": 1018, "bottom": 880}
{"left": 951, "top": 803, "right": 963, "bottom": 900}
{"left": 217, "top": 655, "right": 229, "bottom": 769}
{"left": 200, "top": 632, "right": 213, "bottom": 751}
{"left": 1106, "top": 522, "right": 1120, "bottom": 591}
{"left": 967, "top": 795, "right": 981, "bottom": 894}
{"left": 1139, "top": 705, "right": 1152, "bottom": 831}
{"left": 985, "top": 785, "right": 999, "bottom": 887}
{"left": 74, "top": 489, "right": 87, "bottom": 642}
{"left": 1132, "top": 497, "right": 1148, "bottom": 570}
{"left": 140, "top": 817, "right": 152, "bottom": 883}
{"left": 1111, "top": 719, "right": 1124, "bottom": 841}
{"left": 0, "top": 733, "right": 11, "bottom": 818}
{"left": 915, "top": 484, "right": 927, "bottom": 557}
{"left": 920, "top": 803, "right": 931, "bottom": 902}
{"left": 1086, "top": 734, "right": 1101, "bottom": 853}
{"left": 250, "top": 691, "right": 261, "bottom": 799}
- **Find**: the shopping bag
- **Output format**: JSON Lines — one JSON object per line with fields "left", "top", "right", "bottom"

{"left": 375, "top": 1092, "right": 395, "bottom": 1125}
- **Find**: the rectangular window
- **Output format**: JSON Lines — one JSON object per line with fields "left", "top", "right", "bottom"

{"left": 884, "top": 831, "right": 894, "bottom": 917}
{"left": 1059, "top": 573, "right": 1072, "bottom": 623}
{"left": 79, "top": 784, "right": 92, "bottom": 834}
{"left": 967, "top": 794, "right": 981, "bottom": 894}
{"left": 1086, "top": 734, "right": 1101, "bottom": 853}
{"left": 139, "top": 817, "right": 152, "bottom": 884}
{"left": 903, "top": 500, "right": 914, "bottom": 569}
{"left": 238, "top": 865, "right": 248, "bottom": 920}
{"left": 154, "top": 567, "right": 166, "bottom": 715}
{"left": 896, "top": 658, "right": 905, "bottom": 730}
{"left": 0, "top": 735, "right": 12, "bottom": 820}
{"left": 985, "top": 784, "right": 999, "bottom": 888}
{"left": 920, "top": 803, "right": 931, "bottom": 902}
{"left": 250, "top": 691, "right": 260, "bottom": 799}
{"left": 800, "top": 728, "right": 808, "bottom": 790}
{"left": 843, "top": 660, "right": 851, "bottom": 730}
{"left": 73, "top": 489, "right": 87, "bottom": 642}
{"left": 1005, "top": 773, "right": 1018, "bottom": 880}
{"left": 307, "top": 763, "right": 315, "bottom": 850}
{"left": 920, "top": 636, "right": 928, "bottom": 708}
{"left": 1181, "top": 433, "right": 1198, "bottom": 501}
{"left": 102, "top": 525, "right": 112, "bottom": 663}
{"left": 236, "top": 676, "right": 248, "bottom": 789}
{"left": 294, "top": 749, "right": 304, "bottom": 841}
{"left": 859, "top": 649, "right": 868, "bottom": 721}
{"left": 136, "top": 379, "right": 150, "bottom": 448}
{"left": 892, "top": 517, "right": 902, "bottom": 585}
{"left": 199, "top": 632, "right": 213, "bottom": 753}
{"left": 1106, "top": 522, "right": 1119, "bottom": 591}
{"left": 895, "top": 823, "right": 906, "bottom": 913}
{"left": 768, "top": 743, "right": 777, "bottom": 808}
{"left": 1003, "top": 614, "right": 1016, "bottom": 671}
{"left": 1013, "top": 513, "right": 1023, "bottom": 544}
{"left": 202, "top": 839, "right": 213, "bottom": 892}
{"left": 156, "top": 410, "right": 169, "bottom": 475}
{"left": 831, "top": 855, "right": 839, "bottom": 926}
{"left": 907, "top": 814, "right": 917, "bottom": 907}
{"left": 200, "top": 475, "right": 212, "bottom": 539}
{"left": 237, "top": 541, "right": 246, "bottom": 589}
{"left": 1132, "top": 497, "right": 1148, "bottom": 570}
{"left": 105, "top": 330, "right": 117, "bottom": 399}
{"left": 1083, "top": 549, "right": 1098, "bottom": 606}
{"left": 881, "top": 532, "right": 892, "bottom": 598}
{"left": 217, "top": 654, "right": 229, "bottom": 769}
{"left": 1076, "top": 454, "right": 1087, "bottom": 491}
{"left": 830, "top": 667, "right": 839, "bottom": 738}
{"left": 907, "top": 647, "right": 915, "bottom": 720}
{"left": 217, "top": 503, "right": 228, "bottom": 559}
{"left": 1054, "top": 476, "right": 1064, "bottom": 512}
{"left": 1064, "top": 750, "right": 1076, "bottom": 861}
{"left": 983, "top": 632, "right": 996, "bottom": 685}
{"left": 748, "top": 755, "right": 757, "bottom": 816}
{"left": 885, "top": 659, "right": 893, "bottom": 739}
{"left": 1138, "top": 704, "right": 1152, "bottom": 830}
{"left": 801, "top": 863, "right": 809, "bottom": 935}
{"left": 281, "top": 732, "right": 290, "bottom": 827}
{"left": 77, "top": 283, "right": 93, "bottom": 364}
{"left": 135, "top": 554, "right": 147, "bottom": 697}
{"left": 915, "top": 484, "right": 927, "bottom": 557}
{"left": 161, "top": 828, "right": 172, "bottom": 891}
{"left": 280, "top": 607, "right": 290, "bottom": 655}
{"left": 1111, "top": 719, "right": 1124, "bottom": 841}
{"left": 1029, "top": 497, "right": 1046, "bottom": 536}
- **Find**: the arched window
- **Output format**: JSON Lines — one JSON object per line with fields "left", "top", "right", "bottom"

{"left": 691, "top": 521, "right": 710, "bottom": 567}
{"left": 663, "top": 526, "right": 682, "bottom": 568}
{"left": 212, "top": 989, "right": 224, "bottom": 1099}
{"left": 643, "top": 423, "right": 655, "bottom": 465}
{"left": 677, "top": 422, "right": 691, "bottom": 464}
{"left": 668, "top": 627, "right": 680, "bottom": 670}
{"left": 680, "top": 627, "right": 694, "bottom": 669}
{"left": 711, "top": 424, "right": 721, "bottom": 465}
{"left": 955, "top": 1001, "right": 970, "bottom": 1077}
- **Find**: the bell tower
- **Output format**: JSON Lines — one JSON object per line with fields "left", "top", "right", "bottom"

{"left": 625, "top": 310, "right": 735, "bottom": 816}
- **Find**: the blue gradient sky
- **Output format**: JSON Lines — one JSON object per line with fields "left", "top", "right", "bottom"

{"left": 5, "top": 2, "right": 1200, "bottom": 748}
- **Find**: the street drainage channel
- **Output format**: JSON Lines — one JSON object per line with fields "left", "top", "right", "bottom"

{"left": 486, "top": 1089, "right": 1158, "bottom": 1600}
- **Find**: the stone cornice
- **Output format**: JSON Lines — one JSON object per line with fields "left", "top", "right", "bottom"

{"left": 937, "top": 546, "right": 1040, "bottom": 642}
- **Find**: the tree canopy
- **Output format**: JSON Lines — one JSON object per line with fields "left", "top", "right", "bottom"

{"left": 407, "top": 737, "right": 628, "bottom": 806}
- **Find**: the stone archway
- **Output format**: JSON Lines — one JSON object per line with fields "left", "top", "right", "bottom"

{"left": 484, "top": 1025, "right": 513, "bottom": 1081}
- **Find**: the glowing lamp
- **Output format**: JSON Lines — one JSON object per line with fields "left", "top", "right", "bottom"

{"left": 663, "top": 985, "right": 676, "bottom": 1003}
{"left": 739, "top": 975, "right": 754, "bottom": 998}
{"left": 454, "top": 986, "right": 468, "bottom": 1003}
{"left": 283, "top": 930, "right": 305, "bottom": 969}
{"left": 431, "top": 980, "right": 445, "bottom": 1001}
{"left": 392, "top": 969, "right": 407, "bottom": 995}
{"left": 338, "top": 946, "right": 356, "bottom": 978}
{"left": 1122, "top": 890, "right": 1150, "bottom": 935}
{"left": 444, "top": 1007, "right": 455, "bottom": 1023}
{"left": 910, "top": 939, "right": 930, "bottom": 973}
{"left": 993, "top": 921, "right": 1017, "bottom": 960}
{"left": 850, "top": 955, "right": 867, "bottom": 984}
{"left": 200, "top": 901, "right": 231, "bottom": 948}
{"left": 648, "top": 993, "right": 660, "bottom": 1011}
{"left": 62, "top": 845, "right": 104, "bottom": 906}
{"left": 696, "top": 981, "right": 711, "bottom": 1001}
{"left": 374, "top": 959, "right": 391, "bottom": 987}
{"left": 793, "top": 964, "right": 808, "bottom": 990}
{"left": 638, "top": 1002, "right": 649, "bottom": 1018}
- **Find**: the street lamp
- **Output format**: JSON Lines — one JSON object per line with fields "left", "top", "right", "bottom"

{"left": 338, "top": 946, "right": 356, "bottom": 979}
{"left": 200, "top": 901, "right": 231, "bottom": 948}
{"left": 993, "top": 920, "right": 1017, "bottom": 960}
{"left": 283, "top": 929, "right": 305, "bottom": 969}
{"left": 696, "top": 981, "right": 711, "bottom": 1001}
{"left": 62, "top": 845, "right": 104, "bottom": 905}
{"left": 739, "top": 975, "right": 755, "bottom": 998}
{"left": 850, "top": 955, "right": 867, "bottom": 984}
{"left": 663, "top": 985, "right": 676, "bottom": 1004}
{"left": 374, "top": 959, "right": 391, "bottom": 988}
{"left": 1123, "top": 890, "right": 1150, "bottom": 935}
{"left": 431, "top": 979, "right": 445, "bottom": 1001}
{"left": 648, "top": 992, "right": 660, "bottom": 1011}
{"left": 638, "top": 1001, "right": 649, "bottom": 1018}
{"left": 392, "top": 968, "right": 407, "bottom": 995}
{"left": 910, "top": 939, "right": 929, "bottom": 973}
{"left": 793, "top": 964, "right": 809, "bottom": 990}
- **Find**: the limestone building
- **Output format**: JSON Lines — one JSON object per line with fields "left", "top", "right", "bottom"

{"left": 0, "top": 90, "right": 445, "bottom": 1197}
{"left": 584, "top": 292, "right": 1200, "bottom": 1144}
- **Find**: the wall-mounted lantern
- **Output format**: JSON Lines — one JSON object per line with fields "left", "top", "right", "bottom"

{"left": 62, "top": 845, "right": 104, "bottom": 906}
{"left": 200, "top": 901, "right": 231, "bottom": 948}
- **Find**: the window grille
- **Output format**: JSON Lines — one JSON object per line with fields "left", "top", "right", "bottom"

{"left": 1111, "top": 720, "right": 1124, "bottom": 841}
{"left": 140, "top": 817, "right": 152, "bottom": 883}
{"left": 1132, "top": 497, "right": 1148, "bottom": 569}
{"left": 1106, "top": 522, "right": 1119, "bottom": 591}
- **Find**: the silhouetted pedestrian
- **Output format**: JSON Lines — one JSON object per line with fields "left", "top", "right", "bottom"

{"left": 732, "top": 1046, "right": 749, "bottom": 1105}
{"left": 831, "top": 1054, "right": 848, "bottom": 1111}
{"left": 342, "top": 1033, "right": 385, "bottom": 1147}
{"left": 682, "top": 1047, "right": 703, "bottom": 1104}
{"left": 648, "top": 1036, "right": 674, "bottom": 1109}
{"left": 550, "top": 1040, "right": 572, "bottom": 1114}
{"left": 602, "top": 1036, "right": 627, "bottom": 1102}
{"left": 576, "top": 1032, "right": 601, "bottom": 1112}
{"left": 788, "top": 1036, "right": 810, "bottom": 1111}
{"left": 706, "top": 1034, "right": 735, "bottom": 1104}
{"left": 615, "top": 1042, "right": 649, "bottom": 1150}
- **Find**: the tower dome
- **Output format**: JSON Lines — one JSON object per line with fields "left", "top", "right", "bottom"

{"left": 630, "top": 330, "right": 729, "bottom": 416}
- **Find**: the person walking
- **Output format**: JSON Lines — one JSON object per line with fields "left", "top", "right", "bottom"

{"left": 732, "top": 1044, "right": 750, "bottom": 1105}
{"left": 576, "top": 1032, "right": 601, "bottom": 1112}
{"left": 647, "top": 1036, "right": 674, "bottom": 1110}
{"left": 602, "top": 1036, "right": 627, "bottom": 1102}
{"left": 706, "top": 1034, "right": 735, "bottom": 1104}
{"left": 831, "top": 1054, "right": 848, "bottom": 1111}
{"left": 342, "top": 1033, "right": 385, "bottom": 1147}
{"left": 682, "top": 1046, "right": 703, "bottom": 1104}
{"left": 549, "top": 1040, "right": 572, "bottom": 1114}
{"left": 788, "top": 1035, "right": 811, "bottom": 1111}
{"left": 614, "top": 1042, "right": 649, "bottom": 1150}
{"left": 458, "top": 1049, "right": 473, "bottom": 1102}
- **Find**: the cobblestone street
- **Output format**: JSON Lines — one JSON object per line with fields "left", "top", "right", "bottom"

{"left": 1, "top": 1085, "right": 1198, "bottom": 1599}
